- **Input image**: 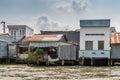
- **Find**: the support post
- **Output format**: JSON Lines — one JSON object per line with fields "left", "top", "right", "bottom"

{"left": 46, "top": 60, "right": 49, "bottom": 66}
{"left": 46, "top": 55, "right": 50, "bottom": 66}
{"left": 62, "top": 60, "right": 64, "bottom": 66}
{"left": 108, "top": 58, "right": 110, "bottom": 66}
{"left": 91, "top": 57, "right": 93, "bottom": 66}
{"left": 81, "top": 57, "right": 84, "bottom": 66}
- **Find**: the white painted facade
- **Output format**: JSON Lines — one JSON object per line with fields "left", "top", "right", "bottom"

{"left": 79, "top": 20, "right": 110, "bottom": 58}
{"left": 7, "top": 25, "right": 33, "bottom": 41}
{"left": 80, "top": 27, "right": 110, "bottom": 50}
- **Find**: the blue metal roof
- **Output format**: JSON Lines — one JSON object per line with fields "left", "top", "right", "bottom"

{"left": 80, "top": 19, "right": 110, "bottom": 27}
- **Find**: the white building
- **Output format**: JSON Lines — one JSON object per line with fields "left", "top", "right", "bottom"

{"left": 79, "top": 19, "right": 110, "bottom": 65}
{"left": 7, "top": 25, "right": 33, "bottom": 41}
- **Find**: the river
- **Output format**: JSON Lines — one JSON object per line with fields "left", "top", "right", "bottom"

{"left": 0, "top": 65, "right": 120, "bottom": 80}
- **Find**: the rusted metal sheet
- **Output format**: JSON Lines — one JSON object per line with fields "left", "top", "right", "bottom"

{"left": 41, "top": 31, "right": 80, "bottom": 44}
{"left": 111, "top": 33, "right": 120, "bottom": 44}
{"left": 22, "top": 34, "right": 64, "bottom": 42}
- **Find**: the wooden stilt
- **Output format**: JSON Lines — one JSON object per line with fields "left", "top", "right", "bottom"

{"left": 91, "top": 58, "right": 93, "bottom": 66}
{"left": 108, "top": 58, "right": 110, "bottom": 66}
{"left": 46, "top": 60, "right": 49, "bottom": 66}
{"left": 62, "top": 60, "right": 64, "bottom": 66}
{"left": 71, "top": 61, "right": 74, "bottom": 65}
{"left": 111, "top": 59, "right": 113, "bottom": 66}
{"left": 81, "top": 57, "right": 84, "bottom": 66}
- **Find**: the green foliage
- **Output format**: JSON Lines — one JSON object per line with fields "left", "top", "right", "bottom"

{"left": 27, "top": 48, "right": 44, "bottom": 62}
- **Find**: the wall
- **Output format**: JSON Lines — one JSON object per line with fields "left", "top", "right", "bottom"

{"left": 8, "top": 26, "right": 33, "bottom": 41}
{"left": 79, "top": 27, "right": 110, "bottom": 58}
{"left": 80, "top": 27, "right": 110, "bottom": 50}
{"left": 0, "top": 41, "right": 8, "bottom": 58}
{"left": 9, "top": 45, "right": 16, "bottom": 58}
{"left": 25, "top": 27, "right": 33, "bottom": 37}
{"left": 111, "top": 44, "right": 120, "bottom": 59}
{"left": 58, "top": 45, "right": 77, "bottom": 60}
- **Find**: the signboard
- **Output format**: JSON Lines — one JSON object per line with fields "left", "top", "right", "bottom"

{"left": 80, "top": 19, "right": 110, "bottom": 27}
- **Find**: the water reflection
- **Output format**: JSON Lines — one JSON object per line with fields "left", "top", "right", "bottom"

{"left": 0, "top": 65, "right": 120, "bottom": 80}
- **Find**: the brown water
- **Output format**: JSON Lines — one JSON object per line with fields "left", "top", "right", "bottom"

{"left": 0, "top": 65, "right": 120, "bottom": 80}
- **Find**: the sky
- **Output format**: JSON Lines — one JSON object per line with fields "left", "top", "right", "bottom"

{"left": 0, "top": 0, "right": 120, "bottom": 33}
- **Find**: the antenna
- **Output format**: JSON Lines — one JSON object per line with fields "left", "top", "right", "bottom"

{"left": 1, "top": 21, "right": 6, "bottom": 33}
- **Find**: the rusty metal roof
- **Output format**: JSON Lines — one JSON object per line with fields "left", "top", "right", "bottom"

{"left": 111, "top": 33, "right": 120, "bottom": 44}
{"left": 22, "top": 34, "right": 64, "bottom": 42}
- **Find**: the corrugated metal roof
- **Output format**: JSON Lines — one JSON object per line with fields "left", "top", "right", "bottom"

{"left": 40, "top": 31, "right": 80, "bottom": 43}
{"left": 22, "top": 34, "right": 63, "bottom": 42}
{"left": 111, "top": 33, "right": 120, "bottom": 44}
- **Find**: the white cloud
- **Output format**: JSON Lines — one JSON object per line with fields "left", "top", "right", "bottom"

{"left": 54, "top": 0, "right": 90, "bottom": 13}
{"left": 36, "top": 15, "right": 70, "bottom": 31}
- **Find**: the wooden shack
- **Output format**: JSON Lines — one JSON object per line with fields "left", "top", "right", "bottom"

{"left": 111, "top": 33, "right": 120, "bottom": 65}
{"left": 0, "top": 33, "right": 16, "bottom": 61}
{"left": 0, "top": 39, "right": 8, "bottom": 63}
{"left": 17, "top": 34, "right": 77, "bottom": 65}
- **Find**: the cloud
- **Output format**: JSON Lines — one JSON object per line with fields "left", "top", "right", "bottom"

{"left": 54, "top": 0, "right": 90, "bottom": 13}
{"left": 36, "top": 15, "right": 70, "bottom": 31}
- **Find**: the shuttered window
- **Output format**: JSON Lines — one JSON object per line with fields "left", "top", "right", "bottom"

{"left": 85, "top": 41, "right": 93, "bottom": 50}
{"left": 98, "top": 41, "right": 104, "bottom": 50}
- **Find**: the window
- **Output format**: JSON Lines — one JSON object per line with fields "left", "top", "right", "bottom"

{"left": 20, "top": 30, "right": 21, "bottom": 36}
{"left": 22, "top": 30, "right": 25, "bottom": 35}
{"left": 98, "top": 41, "right": 104, "bottom": 50}
{"left": 11, "top": 31, "right": 13, "bottom": 36}
{"left": 85, "top": 41, "right": 93, "bottom": 50}
{"left": 20, "top": 30, "right": 25, "bottom": 36}
{"left": 14, "top": 31, "right": 16, "bottom": 40}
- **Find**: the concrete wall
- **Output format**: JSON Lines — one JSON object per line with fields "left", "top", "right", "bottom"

{"left": 79, "top": 27, "right": 110, "bottom": 58}
{"left": 9, "top": 28, "right": 25, "bottom": 41}
{"left": 8, "top": 26, "right": 33, "bottom": 41}
{"left": 25, "top": 27, "right": 33, "bottom": 37}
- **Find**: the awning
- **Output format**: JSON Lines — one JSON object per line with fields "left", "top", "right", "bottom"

{"left": 29, "top": 42, "right": 59, "bottom": 47}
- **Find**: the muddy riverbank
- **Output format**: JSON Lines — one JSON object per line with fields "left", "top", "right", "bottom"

{"left": 0, "top": 65, "right": 120, "bottom": 80}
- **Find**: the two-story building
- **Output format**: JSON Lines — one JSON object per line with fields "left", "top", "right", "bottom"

{"left": 7, "top": 25, "right": 34, "bottom": 42}
{"left": 79, "top": 19, "right": 110, "bottom": 66}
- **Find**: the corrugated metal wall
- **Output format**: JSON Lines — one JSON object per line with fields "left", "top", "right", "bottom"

{"left": 111, "top": 44, "right": 120, "bottom": 59}
{"left": 0, "top": 41, "right": 8, "bottom": 58}
{"left": 9, "top": 45, "right": 16, "bottom": 58}
{"left": 41, "top": 31, "right": 80, "bottom": 43}
{"left": 58, "top": 45, "right": 76, "bottom": 60}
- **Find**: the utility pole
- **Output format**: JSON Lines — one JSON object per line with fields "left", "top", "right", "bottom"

{"left": 1, "top": 21, "right": 6, "bottom": 33}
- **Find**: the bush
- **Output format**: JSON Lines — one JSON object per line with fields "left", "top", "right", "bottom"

{"left": 27, "top": 48, "right": 44, "bottom": 63}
